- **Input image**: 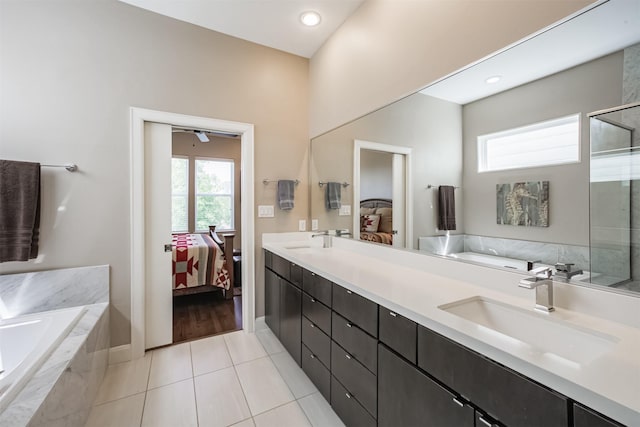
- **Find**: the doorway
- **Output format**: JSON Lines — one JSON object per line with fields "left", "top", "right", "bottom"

{"left": 130, "top": 107, "right": 255, "bottom": 360}
{"left": 170, "top": 129, "right": 243, "bottom": 343}
{"left": 353, "top": 139, "right": 413, "bottom": 249}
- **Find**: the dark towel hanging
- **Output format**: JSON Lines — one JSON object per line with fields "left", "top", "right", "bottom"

{"left": 438, "top": 185, "right": 456, "bottom": 231}
{"left": 277, "top": 180, "right": 295, "bottom": 210}
{"left": 325, "top": 182, "right": 342, "bottom": 210}
{"left": 0, "top": 160, "right": 41, "bottom": 262}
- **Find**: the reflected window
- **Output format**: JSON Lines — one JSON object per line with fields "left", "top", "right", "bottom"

{"left": 478, "top": 114, "right": 580, "bottom": 172}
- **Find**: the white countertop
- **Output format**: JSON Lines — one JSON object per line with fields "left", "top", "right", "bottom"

{"left": 263, "top": 233, "right": 640, "bottom": 426}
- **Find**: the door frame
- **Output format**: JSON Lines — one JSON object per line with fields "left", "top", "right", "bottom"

{"left": 130, "top": 107, "right": 255, "bottom": 360}
{"left": 353, "top": 139, "right": 413, "bottom": 249}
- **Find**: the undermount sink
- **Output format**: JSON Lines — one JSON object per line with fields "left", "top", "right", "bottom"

{"left": 439, "top": 296, "right": 618, "bottom": 366}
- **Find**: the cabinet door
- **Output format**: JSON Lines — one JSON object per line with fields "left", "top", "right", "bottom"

{"left": 264, "top": 268, "right": 280, "bottom": 337}
{"left": 378, "top": 344, "right": 474, "bottom": 427}
{"left": 418, "top": 326, "right": 569, "bottom": 427}
{"left": 280, "top": 279, "right": 302, "bottom": 365}
{"left": 379, "top": 306, "right": 417, "bottom": 364}
{"left": 302, "top": 269, "right": 332, "bottom": 307}
{"left": 332, "top": 284, "right": 378, "bottom": 337}
{"left": 272, "top": 253, "right": 290, "bottom": 280}
{"left": 290, "top": 262, "right": 303, "bottom": 288}
{"left": 573, "top": 403, "right": 624, "bottom": 427}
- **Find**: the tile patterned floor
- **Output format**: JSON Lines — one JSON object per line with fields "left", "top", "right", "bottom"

{"left": 86, "top": 320, "right": 345, "bottom": 427}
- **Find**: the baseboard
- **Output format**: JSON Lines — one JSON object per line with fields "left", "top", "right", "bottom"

{"left": 255, "top": 316, "right": 267, "bottom": 331}
{"left": 109, "top": 344, "right": 132, "bottom": 365}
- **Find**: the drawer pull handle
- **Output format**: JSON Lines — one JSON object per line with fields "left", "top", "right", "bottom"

{"left": 345, "top": 392, "right": 352, "bottom": 399}
{"left": 310, "top": 353, "right": 316, "bottom": 359}
{"left": 346, "top": 322, "right": 352, "bottom": 328}
{"left": 310, "top": 298, "right": 316, "bottom": 303}
{"left": 346, "top": 290, "right": 353, "bottom": 295}
{"left": 311, "top": 272, "right": 316, "bottom": 276}
{"left": 345, "top": 353, "right": 352, "bottom": 360}
{"left": 452, "top": 397, "right": 464, "bottom": 407}
{"left": 310, "top": 323, "right": 315, "bottom": 328}
{"left": 389, "top": 311, "right": 397, "bottom": 317}
{"left": 478, "top": 416, "right": 493, "bottom": 427}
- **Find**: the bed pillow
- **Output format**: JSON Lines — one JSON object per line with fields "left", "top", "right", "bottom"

{"left": 376, "top": 207, "right": 393, "bottom": 233}
{"left": 361, "top": 214, "right": 381, "bottom": 232}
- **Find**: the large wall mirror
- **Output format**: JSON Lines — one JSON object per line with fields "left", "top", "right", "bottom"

{"left": 310, "top": 0, "right": 640, "bottom": 295}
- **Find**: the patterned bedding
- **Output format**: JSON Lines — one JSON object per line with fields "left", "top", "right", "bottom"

{"left": 172, "top": 233, "right": 231, "bottom": 290}
{"left": 360, "top": 231, "right": 393, "bottom": 245}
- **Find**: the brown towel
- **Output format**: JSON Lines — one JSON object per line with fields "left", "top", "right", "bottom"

{"left": 438, "top": 185, "right": 456, "bottom": 231}
{"left": 0, "top": 160, "right": 41, "bottom": 262}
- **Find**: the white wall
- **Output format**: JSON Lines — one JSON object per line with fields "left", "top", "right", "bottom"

{"left": 0, "top": 0, "right": 309, "bottom": 346}
{"left": 360, "top": 150, "right": 392, "bottom": 200}
{"left": 462, "top": 52, "right": 623, "bottom": 246}
{"left": 309, "top": 0, "right": 594, "bottom": 137}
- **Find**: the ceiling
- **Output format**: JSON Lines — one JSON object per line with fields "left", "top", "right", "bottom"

{"left": 118, "top": 0, "right": 365, "bottom": 58}
{"left": 420, "top": 0, "right": 640, "bottom": 105}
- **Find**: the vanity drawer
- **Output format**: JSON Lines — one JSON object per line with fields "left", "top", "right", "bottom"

{"left": 289, "top": 262, "right": 303, "bottom": 288}
{"left": 271, "top": 253, "right": 290, "bottom": 281}
{"left": 417, "top": 326, "right": 569, "bottom": 427}
{"left": 332, "top": 283, "right": 378, "bottom": 337}
{"left": 331, "top": 376, "right": 376, "bottom": 427}
{"left": 573, "top": 403, "right": 624, "bottom": 427}
{"left": 302, "top": 316, "right": 331, "bottom": 368}
{"left": 302, "top": 269, "right": 332, "bottom": 307}
{"left": 301, "top": 344, "right": 331, "bottom": 402}
{"left": 302, "top": 292, "right": 331, "bottom": 334}
{"left": 264, "top": 250, "right": 273, "bottom": 269}
{"left": 378, "top": 306, "right": 417, "bottom": 364}
{"left": 331, "top": 312, "right": 377, "bottom": 374}
{"left": 331, "top": 341, "right": 377, "bottom": 418}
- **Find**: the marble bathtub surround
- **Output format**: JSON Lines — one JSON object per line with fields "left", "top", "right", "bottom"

{"left": 263, "top": 232, "right": 640, "bottom": 424}
{"left": 419, "top": 234, "right": 591, "bottom": 274}
{"left": 0, "top": 265, "right": 109, "bottom": 318}
{"left": 0, "top": 266, "right": 110, "bottom": 426}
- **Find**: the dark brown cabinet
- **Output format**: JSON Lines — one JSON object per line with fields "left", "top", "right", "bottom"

{"left": 573, "top": 403, "right": 624, "bottom": 427}
{"left": 378, "top": 307, "right": 417, "bottom": 364}
{"left": 264, "top": 250, "right": 624, "bottom": 427}
{"left": 418, "top": 325, "right": 569, "bottom": 427}
{"left": 279, "top": 279, "right": 302, "bottom": 365}
{"left": 378, "top": 344, "right": 475, "bottom": 427}
{"left": 264, "top": 268, "right": 280, "bottom": 337}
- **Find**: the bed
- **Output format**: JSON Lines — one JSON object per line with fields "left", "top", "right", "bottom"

{"left": 360, "top": 198, "right": 393, "bottom": 245}
{"left": 171, "top": 226, "right": 236, "bottom": 299}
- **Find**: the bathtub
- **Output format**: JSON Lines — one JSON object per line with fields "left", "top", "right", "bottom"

{"left": 0, "top": 306, "right": 86, "bottom": 414}
{"left": 447, "top": 252, "right": 593, "bottom": 282}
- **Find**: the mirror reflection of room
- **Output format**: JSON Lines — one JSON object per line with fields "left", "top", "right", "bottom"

{"left": 310, "top": 11, "right": 640, "bottom": 295}
{"left": 170, "top": 128, "right": 243, "bottom": 343}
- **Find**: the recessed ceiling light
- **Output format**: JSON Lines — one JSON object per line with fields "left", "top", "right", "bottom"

{"left": 485, "top": 75, "right": 502, "bottom": 84}
{"left": 300, "top": 11, "right": 321, "bottom": 27}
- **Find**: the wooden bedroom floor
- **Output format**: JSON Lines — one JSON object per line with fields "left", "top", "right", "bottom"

{"left": 173, "top": 291, "right": 242, "bottom": 343}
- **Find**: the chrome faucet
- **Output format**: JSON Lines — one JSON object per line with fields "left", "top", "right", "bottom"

{"left": 335, "top": 229, "right": 352, "bottom": 237}
{"left": 526, "top": 259, "right": 542, "bottom": 271}
{"left": 554, "top": 262, "right": 583, "bottom": 282}
{"left": 518, "top": 266, "right": 554, "bottom": 313}
{"left": 311, "top": 231, "right": 332, "bottom": 248}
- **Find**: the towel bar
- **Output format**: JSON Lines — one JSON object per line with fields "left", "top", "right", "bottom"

{"left": 427, "top": 184, "right": 459, "bottom": 189}
{"left": 318, "top": 181, "right": 349, "bottom": 188}
{"left": 41, "top": 164, "right": 78, "bottom": 172}
{"left": 263, "top": 179, "right": 299, "bottom": 185}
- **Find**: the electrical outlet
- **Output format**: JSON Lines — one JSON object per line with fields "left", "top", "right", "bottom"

{"left": 258, "top": 205, "right": 274, "bottom": 218}
{"left": 299, "top": 219, "right": 306, "bottom": 231}
{"left": 339, "top": 205, "right": 351, "bottom": 216}
{"left": 311, "top": 219, "right": 319, "bottom": 231}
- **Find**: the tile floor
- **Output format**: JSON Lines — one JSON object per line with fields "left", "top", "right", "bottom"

{"left": 86, "top": 320, "right": 345, "bottom": 427}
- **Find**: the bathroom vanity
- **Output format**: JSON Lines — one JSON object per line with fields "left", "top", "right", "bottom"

{"left": 263, "top": 233, "right": 640, "bottom": 426}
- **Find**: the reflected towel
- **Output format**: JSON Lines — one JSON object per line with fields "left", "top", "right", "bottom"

{"left": 325, "top": 182, "right": 342, "bottom": 210}
{"left": 438, "top": 185, "right": 456, "bottom": 231}
{"left": 0, "top": 160, "right": 41, "bottom": 262}
{"left": 277, "top": 180, "right": 295, "bottom": 210}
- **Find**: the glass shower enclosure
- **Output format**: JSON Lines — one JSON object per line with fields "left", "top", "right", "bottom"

{"left": 590, "top": 102, "right": 640, "bottom": 292}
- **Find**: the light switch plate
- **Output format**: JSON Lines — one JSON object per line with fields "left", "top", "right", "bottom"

{"left": 339, "top": 205, "right": 351, "bottom": 216}
{"left": 311, "top": 219, "right": 319, "bottom": 231}
{"left": 299, "top": 220, "right": 306, "bottom": 231}
{"left": 258, "top": 205, "right": 274, "bottom": 218}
